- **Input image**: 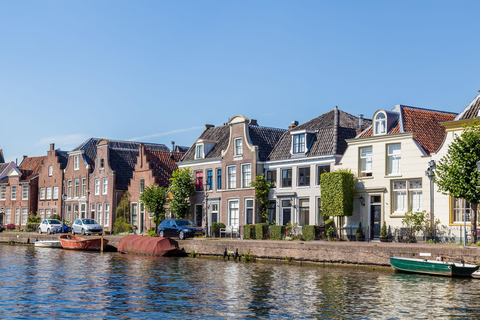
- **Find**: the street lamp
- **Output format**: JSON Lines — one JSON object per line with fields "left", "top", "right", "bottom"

{"left": 425, "top": 160, "right": 436, "bottom": 243}
{"left": 203, "top": 181, "right": 209, "bottom": 236}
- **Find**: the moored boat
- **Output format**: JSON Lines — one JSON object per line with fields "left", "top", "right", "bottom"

{"left": 34, "top": 240, "right": 62, "bottom": 248}
{"left": 471, "top": 270, "right": 480, "bottom": 279}
{"left": 390, "top": 256, "right": 479, "bottom": 277}
{"left": 58, "top": 234, "right": 108, "bottom": 251}
{"left": 118, "top": 235, "right": 185, "bottom": 256}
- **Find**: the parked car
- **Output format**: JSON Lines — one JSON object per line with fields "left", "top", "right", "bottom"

{"left": 157, "top": 219, "right": 204, "bottom": 240}
{"left": 71, "top": 219, "right": 103, "bottom": 236}
{"left": 38, "top": 219, "right": 64, "bottom": 234}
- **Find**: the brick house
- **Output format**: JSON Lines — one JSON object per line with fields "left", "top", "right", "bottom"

{"left": 0, "top": 156, "right": 45, "bottom": 229}
{"left": 128, "top": 144, "right": 184, "bottom": 234}
{"left": 38, "top": 143, "right": 69, "bottom": 219}
{"left": 179, "top": 115, "right": 286, "bottom": 234}
{"left": 86, "top": 139, "right": 170, "bottom": 233}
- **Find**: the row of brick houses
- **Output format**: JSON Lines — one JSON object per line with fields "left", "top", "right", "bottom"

{"left": 0, "top": 139, "right": 186, "bottom": 233}
{"left": 181, "top": 93, "right": 480, "bottom": 241}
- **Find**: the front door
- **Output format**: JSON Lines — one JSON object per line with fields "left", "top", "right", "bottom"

{"left": 245, "top": 199, "right": 254, "bottom": 225}
{"left": 370, "top": 204, "right": 381, "bottom": 239}
{"left": 281, "top": 199, "right": 292, "bottom": 225}
{"left": 195, "top": 204, "right": 203, "bottom": 227}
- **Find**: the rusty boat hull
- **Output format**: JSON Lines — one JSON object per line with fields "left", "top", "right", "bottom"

{"left": 59, "top": 234, "right": 108, "bottom": 251}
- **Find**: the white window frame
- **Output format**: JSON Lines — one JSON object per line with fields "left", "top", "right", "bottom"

{"left": 82, "top": 178, "right": 87, "bottom": 197}
{"left": 281, "top": 168, "right": 292, "bottom": 188}
{"left": 53, "top": 187, "right": 59, "bottom": 200}
{"left": 97, "top": 203, "right": 103, "bottom": 226}
{"left": 102, "top": 178, "right": 108, "bottom": 195}
{"left": 359, "top": 146, "right": 373, "bottom": 177}
{"left": 298, "top": 198, "right": 310, "bottom": 226}
{"left": 104, "top": 203, "right": 110, "bottom": 227}
{"left": 140, "top": 178, "right": 145, "bottom": 194}
{"left": 293, "top": 134, "right": 305, "bottom": 154}
{"left": 46, "top": 187, "right": 52, "bottom": 200}
{"left": 228, "top": 199, "right": 240, "bottom": 228}
{"left": 67, "top": 180, "right": 72, "bottom": 199}
{"left": 21, "top": 207, "right": 28, "bottom": 225}
{"left": 227, "top": 166, "right": 236, "bottom": 189}
{"left": 234, "top": 138, "right": 243, "bottom": 156}
{"left": 387, "top": 144, "right": 401, "bottom": 175}
{"left": 392, "top": 179, "right": 423, "bottom": 214}
{"left": 374, "top": 112, "right": 386, "bottom": 135}
{"left": 22, "top": 185, "right": 28, "bottom": 200}
{"left": 5, "top": 207, "right": 11, "bottom": 224}
{"left": 95, "top": 179, "right": 100, "bottom": 195}
{"left": 74, "top": 179, "right": 80, "bottom": 198}
{"left": 74, "top": 155, "right": 80, "bottom": 170}
{"left": 40, "top": 188, "right": 45, "bottom": 200}
{"left": 0, "top": 186, "right": 5, "bottom": 200}
{"left": 298, "top": 166, "right": 310, "bottom": 187}
{"left": 196, "top": 144, "right": 203, "bottom": 159}
{"left": 48, "top": 166, "right": 53, "bottom": 176}
{"left": 241, "top": 163, "right": 251, "bottom": 188}
{"left": 14, "top": 207, "right": 20, "bottom": 224}
{"left": 11, "top": 186, "right": 16, "bottom": 200}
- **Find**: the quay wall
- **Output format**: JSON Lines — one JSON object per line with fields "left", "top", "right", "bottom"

{"left": 2, "top": 232, "right": 480, "bottom": 267}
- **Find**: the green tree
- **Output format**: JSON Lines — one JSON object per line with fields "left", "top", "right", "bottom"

{"left": 115, "top": 192, "right": 131, "bottom": 221}
{"left": 169, "top": 168, "right": 195, "bottom": 219}
{"left": 320, "top": 169, "right": 355, "bottom": 217}
{"left": 250, "top": 175, "right": 272, "bottom": 223}
{"left": 140, "top": 183, "right": 169, "bottom": 231}
{"left": 435, "top": 121, "right": 480, "bottom": 243}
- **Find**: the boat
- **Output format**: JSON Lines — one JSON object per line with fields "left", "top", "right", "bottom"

{"left": 34, "top": 240, "right": 62, "bottom": 248}
{"left": 471, "top": 270, "right": 480, "bottom": 279}
{"left": 117, "top": 235, "right": 186, "bottom": 256}
{"left": 390, "top": 256, "right": 479, "bottom": 277}
{"left": 58, "top": 234, "right": 109, "bottom": 251}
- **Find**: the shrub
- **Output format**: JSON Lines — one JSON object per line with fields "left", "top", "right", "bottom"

{"left": 255, "top": 223, "right": 269, "bottom": 240}
{"left": 26, "top": 215, "right": 41, "bottom": 232}
{"left": 244, "top": 224, "right": 254, "bottom": 239}
{"left": 302, "top": 225, "right": 316, "bottom": 241}
{"left": 325, "top": 218, "right": 334, "bottom": 232}
{"left": 356, "top": 222, "right": 365, "bottom": 237}
{"left": 380, "top": 221, "right": 387, "bottom": 237}
{"left": 270, "top": 225, "right": 285, "bottom": 240}
{"left": 50, "top": 214, "right": 61, "bottom": 220}
{"left": 113, "top": 216, "right": 134, "bottom": 234}
{"left": 211, "top": 222, "right": 225, "bottom": 235}
{"left": 320, "top": 170, "right": 355, "bottom": 217}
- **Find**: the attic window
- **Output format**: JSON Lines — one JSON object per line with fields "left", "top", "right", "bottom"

{"left": 99, "top": 158, "right": 105, "bottom": 169}
{"left": 374, "top": 112, "right": 386, "bottom": 135}
{"left": 196, "top": 145, "right": 203, "bottom": 159}
{"left": 293, "top": 134, "right": 305, "bottom": 154}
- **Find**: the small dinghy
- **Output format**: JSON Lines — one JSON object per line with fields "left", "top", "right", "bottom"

{"left": 59, "top": 234, "right": 108, "bottom": 251}
{"left": 34, "top": 240, "right": 62, "bottom": 248}
{"left": 390, "top": 256, "right": 479, "bottom": 277}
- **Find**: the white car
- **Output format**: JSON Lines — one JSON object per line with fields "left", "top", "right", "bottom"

{"left": 71, "top": 219, "right": 103, "bottom": 236}
{"left": 38, "top": 219, "right": 63, "bottom": 234}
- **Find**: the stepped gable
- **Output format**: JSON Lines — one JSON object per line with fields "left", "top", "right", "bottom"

{"left": 455, "top": 93, "right": 480, "bottom": 120}
{"left": 19, "top": 156, "right": 46, "bottom": 181}
{"left": 359, "top": 105, "right": 457, "bottom": 154}
{"left": 248, "top": 124, "right": 287, "bottom": 161}
{"left": 268, "top": 108, "right": 370, "bottom": 160}
{"left": 145, "top": 148, "right": 183, "bottom": 187}
{"left": 182, "top": 125, "right": 230, "bottom": 161}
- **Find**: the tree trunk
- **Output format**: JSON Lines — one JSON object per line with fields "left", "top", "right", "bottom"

{"left": 471, "top": 202, "right": 478, "bottom": 244}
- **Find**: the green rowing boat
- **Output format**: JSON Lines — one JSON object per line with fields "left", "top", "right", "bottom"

{"left": 390, "top": 256, "right": 479, "bottom": 277}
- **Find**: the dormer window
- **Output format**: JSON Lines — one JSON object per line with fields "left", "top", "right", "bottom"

{"left": 374, "top": 112, "right": 386, "bottom": 135}
{"left": 196, "top": 145, "right": 203, "bottom": 159}
{"left": 234, "top": 138, "right": 243, "bottom": 156}
{"left": 293, "top": 134, "right": 305, "bottom": 154}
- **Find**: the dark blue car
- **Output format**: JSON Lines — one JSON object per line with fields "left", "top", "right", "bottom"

{"left": 157, "top": 219, "right": 204, "bottom": 240}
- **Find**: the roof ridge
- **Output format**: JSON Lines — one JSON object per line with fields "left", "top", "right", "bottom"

{"left": 398, "top": 105, "right": 458, "bottom": 115}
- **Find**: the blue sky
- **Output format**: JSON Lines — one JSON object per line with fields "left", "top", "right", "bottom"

{"left": 1, "top": 1, "right": 479, "bottom": 163}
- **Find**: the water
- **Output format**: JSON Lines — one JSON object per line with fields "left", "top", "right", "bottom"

{"left": 1, "top": 245, "right": 480, "bottom": 319}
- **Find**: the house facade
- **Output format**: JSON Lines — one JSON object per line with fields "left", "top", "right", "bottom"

{"left": 38, "top": 143, "right": 69, "bottom": 219}
{"left": 336, "top": 105, "right": 457, "bottom": 239}
{"left": 128, "top": 144, "right": 184, "bottom": 233}
{"left": 0, "top": 156, "right": 45, "bottom": 228}
{"left": 179, "top": 115, "right": 285, "bottom": 234}
{"left": 265, "top": 107, "right": 371, "bottom": 227}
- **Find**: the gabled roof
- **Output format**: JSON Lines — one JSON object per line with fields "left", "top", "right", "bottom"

{"left": 182, "top": 125, "right": 230, "bottom": 161}
{"left": 268, "top": 108, "right": 370, "bottom": 161}
{"left": 0, "top": 149, "right": 4, "bottom": 163}
{"left": 145, "top": 149, "right": 183, "bottom": 187}
{"left": 57, "top": 151, "right": 69, "bottom": 169}
{"left": 0, "top": 163, "right": 10, "bottom": 176}
{"left": 454, "top": 92, "right": 480, "bottom": 121}
{"left": 249, "top": 125, "right": 287, "bottom": 161}
{"left": 19, "top": 156, "right": 46, "bottom": 181}
{"left": 175, "top": 145, "right": 190, "bottom": 153}
{"left": 359, "top": 105, "right": 457, "bottom": 154}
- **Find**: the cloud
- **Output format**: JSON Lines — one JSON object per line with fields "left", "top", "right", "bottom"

{"left": 37, "top": 134, "right": 89, "bottom": 148}
{"left": 128, "top": 126, "right": 204, "bottom": 141}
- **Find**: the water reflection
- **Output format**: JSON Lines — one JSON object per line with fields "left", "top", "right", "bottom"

{"left": 1, "top": 245, "right": 480, "bottom": 319}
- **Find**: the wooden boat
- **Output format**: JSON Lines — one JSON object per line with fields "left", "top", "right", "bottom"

{"left": 390, "top": 256, "right": 479, "bottom": 277}
{"left": 117, "top": 235, "right": 186, "bottom": 257}
{"left": 59, "top": 234, "right": 108, "bottom": 251}
{"left": 34, "top": 240, "right": 62, "bottom": 248}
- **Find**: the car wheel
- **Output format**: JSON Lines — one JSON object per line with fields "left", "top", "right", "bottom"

{"left": 72, "top": 228, "right": 75, "bottom": 235}
{"left": 159, "top": 230, "right": 164, "bottom": 237}
{"left": 179, "top": 231, "right": 185, "bottom": 240}
{"left": 47, "top": 228, "right": 51, "bottom": 235}
{"left": 82, "top": 229, "right": 86, "bottom": 235}
{"left": 38, "top": 228, "right": 42, "bottom": 234}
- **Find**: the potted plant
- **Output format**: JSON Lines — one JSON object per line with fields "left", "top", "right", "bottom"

{"left": 356, "top": 222, "right": 365, "bottom": 242}
{"left": 380, "top": 221, "right": 388, "bottom": 242}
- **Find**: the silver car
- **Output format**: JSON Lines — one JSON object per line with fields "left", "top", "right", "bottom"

{"left": 38, "top": 219, "right": 63, "bottom": 234}
{"left": 71, "top": 219, "right": 103, "bottom": 236}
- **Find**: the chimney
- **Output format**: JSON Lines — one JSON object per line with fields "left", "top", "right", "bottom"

{"left": 50, "top": 143, "right": 55, "bottom": 151}
{"left": 23, "top": 155, "right": 27, "bottom": 160}
{"left": 356, "top": 114, "right": 365, "bottom": 135}
{"left": 288, "top": 120, "right": 299, "bottom": 130}
{"left": 205, "top": 124, "right": 214, "bottom": 130}
{"left": 170, "top": 141, "right": 175, "bottom": 158}
{"left": 250, "top": 119, "right": 258, "bottom": 126}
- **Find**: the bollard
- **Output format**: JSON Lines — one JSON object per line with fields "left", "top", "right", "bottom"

{"left": 101, "top": 236, "right": 104, "bottom": 253}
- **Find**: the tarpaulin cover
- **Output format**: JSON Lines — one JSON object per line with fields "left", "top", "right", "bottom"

{"left": 118, "top": 235, "right": 183, "bottom": 256}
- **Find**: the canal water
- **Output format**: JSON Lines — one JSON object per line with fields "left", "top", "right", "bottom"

{"left": 1, "top": 245, "right": 480, "bottom": 319}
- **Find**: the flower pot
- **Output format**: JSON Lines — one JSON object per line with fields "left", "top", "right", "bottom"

{"left": 379, "top": 236, "right": 388, "bottom": 242}
{"left": 356, "top": 235, "right": 365, "bottom": 242}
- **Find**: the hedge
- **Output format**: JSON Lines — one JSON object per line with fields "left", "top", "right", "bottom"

{"left": 320, "top": 170, "right": 354, "bottom": 217}
{"left": 244, "top": 224, "right": 255, "bottom": 239}
{"left": 270, "top": 225, "right": 286, "bottom": 240}
{"left": 255, "top": 223, "right": 269, "bottom": 240}
{"left": 302, "top": 225, "right": 317, "bottom": 241}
